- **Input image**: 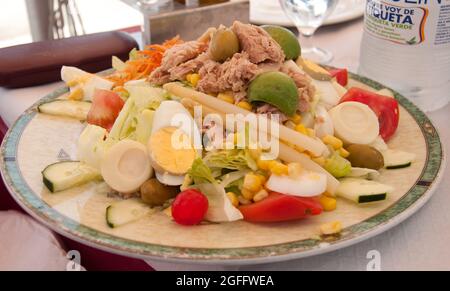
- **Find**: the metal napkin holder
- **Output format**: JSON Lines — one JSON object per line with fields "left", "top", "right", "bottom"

{"left": 129, "top": 0, "right": 250, "bottom": 44}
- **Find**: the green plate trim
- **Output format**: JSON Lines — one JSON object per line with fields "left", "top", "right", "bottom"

{"left": 0, "top": 74, "right": 444, "bottom": 261}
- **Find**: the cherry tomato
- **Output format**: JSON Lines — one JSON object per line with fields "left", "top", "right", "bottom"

{"left": 340, "top": 87, "right": 399, "bottom": 141}
{"left": 239, "top": 192, "right": 322, "bottom": 223}
{"left": 87, "top": 89, "right": 124, "bottom": 131}
{"left": 328, "top": 68, "right": 348, "bottom": 87}
{"left": 171, "top": 189, "right": 209, "bottom": 226}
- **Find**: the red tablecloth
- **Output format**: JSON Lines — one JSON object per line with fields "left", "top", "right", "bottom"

{"left": 0, "top": 116, "right": 152, "bottom": 271}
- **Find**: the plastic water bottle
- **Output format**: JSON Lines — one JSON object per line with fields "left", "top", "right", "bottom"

{"left": 359, "top": 0, "right": 450, "bottom": 112}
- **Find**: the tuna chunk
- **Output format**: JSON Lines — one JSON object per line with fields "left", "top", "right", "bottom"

{"left": 280, "top": 64, "right": 315, "bottom": 113}
{"left": 231, "top": 21, "right": 285, "bottom": 64}
{"left": 148, "top": 40, "right": 208, "bottom": 85}
{"left": 169, "top": 53, "right": 210, "bottom": 80}
{"left": 197, "top": 52, "right": 259, "bottom": 97}
{"left": 160, "top": 41, "right": 208, "bottom": 71}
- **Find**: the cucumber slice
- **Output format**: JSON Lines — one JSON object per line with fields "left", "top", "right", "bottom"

{"left": 337, "top": 178, "right": 393, "bottom": 204}
{"left": 106, "top": 198, "right": 152, "bottom": 228}
{"left": 383, "top": 149, "right": 416, "bottom": 169}
{"left": 347, "top": 167, "right": 380, "bottom": 180}
{"left": 42, "top": 161, "right": 101, "bottom": 193}
{"left": 38, "top": 100, "right": 91, "bottom": 120}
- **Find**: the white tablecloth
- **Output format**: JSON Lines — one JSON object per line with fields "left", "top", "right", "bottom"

{"left": 0, "top": 18, "right": 449, "bottom": 270}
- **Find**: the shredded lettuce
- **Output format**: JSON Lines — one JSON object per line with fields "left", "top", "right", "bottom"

{"left": 77, "top": 124, "right": 116, "bottom": 170}
{"left": 188, "top": 158, "right": 216, "bottom": 185}
{"left": 108, "top": 85, "right": 167, "bottom": 143}
{"left": 204, "top": 149, "right": 258, "bottom": 171}
{"left": 324, "top": 152, "right": 352, "bottom": 178}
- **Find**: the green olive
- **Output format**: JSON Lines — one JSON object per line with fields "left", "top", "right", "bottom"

{"left": 346, "top": 144, "right": 385, "bottom": 170}
{"left": 209, "top": 28, "right": 240, "bottom": 62}
{"left": 140, "top": 179, "right": 179, "bottom": 207}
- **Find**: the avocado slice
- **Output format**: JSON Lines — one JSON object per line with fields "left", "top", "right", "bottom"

{"left": 248, "top": 72, "right": 299, "bottom": 117}
{"left": 262, "top": 25, "right": 301, "bottom": 60}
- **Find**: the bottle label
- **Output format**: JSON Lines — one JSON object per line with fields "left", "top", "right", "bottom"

{"left": 364, "top": 0, "right": 450, "bottom": 46}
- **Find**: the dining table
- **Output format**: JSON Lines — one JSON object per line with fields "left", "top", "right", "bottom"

{"left": 0, "top": 17, "right": 449, "bottom": 271}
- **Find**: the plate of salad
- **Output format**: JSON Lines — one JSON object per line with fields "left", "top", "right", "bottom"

{"left": 0, "top": 22, "right": 444, "bottom": 265}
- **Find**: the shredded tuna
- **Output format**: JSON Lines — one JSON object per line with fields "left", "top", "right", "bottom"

{"left": 231, "top": 21, "right": 285, "bottom": 64}
{"left": 169, "top": 53, "right": 210, "bottom": 80}
{"left": 148, "top": 40, "right": 208, "bottom": 85}
{"left": 197, "top": 52, "right": 259, "bottom": 96}
{"left": 256, "top": 104, "right": 289, "bottom": 123}
{"left": 280, "top": 65, "right": 316, "bottom": 113}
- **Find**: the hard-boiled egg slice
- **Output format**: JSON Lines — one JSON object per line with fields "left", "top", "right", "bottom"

{"left": 149, "top": 101, "right": 202, "bottom": 186}
{"left": 101, "top": 139, "right": 153, "bottom": 194}
{"left": 61, "top": 66, "right": 114, "bottom": 101}
{"left": 314, "top": 105, "right": 334, "bottom": 138}
{"left": 266, "top": 171, "right": 327, "bottom": 197}
{"left": 312, "top": 79, "right": 340, "bottom": 110}
{"left": 148, "top": 126, "right": 197, "bottom": 175}
{"left": 155, "top": 172, "right": 185, "bottom": 186}
{"left": 329, "top": 101, "right": 379, "bottom": 145}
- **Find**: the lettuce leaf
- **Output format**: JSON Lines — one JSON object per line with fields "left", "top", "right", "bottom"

{"left": 204, "top": 149, "right": 258, "bottom": 171}
{"left": 188, "top": 158, "right": 216, "bottom": 185}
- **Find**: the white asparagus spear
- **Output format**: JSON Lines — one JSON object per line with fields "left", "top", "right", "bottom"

{"left": 164, "top": 82, "right": 328, "bottom": 157}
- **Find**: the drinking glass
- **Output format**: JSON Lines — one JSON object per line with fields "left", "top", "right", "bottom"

{"left": 279, "top": 0, "right": 338, "bottom": 64}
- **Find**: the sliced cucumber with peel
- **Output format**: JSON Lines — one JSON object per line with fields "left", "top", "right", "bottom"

{"left": 38, "top": 100, "right": 91, "bottom": 120}
{"left": 337, "top": 178, "right": 393, "bottom": 204}
{"left": 383, "top": 149, "right": 416, "bottom": 169}
{"left": 106, "top": 198, "right": 153, "bottom": 228}
{"left": 42, "top": 161, "right": 101, "bottom": 193}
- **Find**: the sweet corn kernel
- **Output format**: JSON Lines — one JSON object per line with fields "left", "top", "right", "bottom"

{"left": 312, "top": 157, "right": 326, "bottom": 167}
{"left": 217, "top": 93, "right": 235, "bottom": 104}
{"left": 289, "top": 113, "right": 302, "bottom": 124}
{"left": 320, "top": 221, "right": 342, "bottom": 235}
{"left": 306, "top": 128, "right": 316, "bottom": 137}
{"left": 322, "top": 135, "right": 343, "bottom": 150}
{"left": 269, "top": 161, "right": 289, "bottom": 176}
{"left": 256, "top": 174, "right": 267, "bottom": 184}
{"left": 243, "top": 173, "right": 262, "bottom": 192}
{"left": 226, "top": 192, "right": 239, "bottom": 207}
{"left": 319, "top": 196, "right": 337, "bottom": 211}
{"left": 294, "top": 145, "right": 306, "bottom": 152}
{"left": 288, "top": 163, "right": 304, "bottom": 178}
{"left": 253, "top": 189, "right": 269, "bottom": 202}
{"left": 186, "top": 73, "right": 200, "bottom": 87}
{"left": 257, "top": 159, "right": 272, "bottom": 171}
{"left": 295, "top": 124, "right": 308, "bottom": 135}
{"left": 237, "top": 101, "right": 252, "bottom": 111}
{"left": 339, "top": 147, "right": 350, "bottom": 158}
{"left": 68, "top": 87, "right": 84, "bottom": 101}
{"left": 66, "top": 79, "right": 79, "bottom": 87}
{"left": 242, "top": 188, "right": 255, "bottom": 200}
{"left": 238, "top": 195, "right": 252, "bottom": 205}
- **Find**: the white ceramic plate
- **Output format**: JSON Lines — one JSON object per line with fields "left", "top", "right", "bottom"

{"left": 250, "top": 0, "right": 365, "bottom": 27}
{"left": 0, "top": 72, "right": 445, "bottom": 266}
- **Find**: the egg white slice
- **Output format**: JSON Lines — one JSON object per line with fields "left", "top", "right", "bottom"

{"left": 150, "top": 101, "right": 202, "bottom": 186}
{"left": 266, "top": 171, "right": 327, "bottom": 197}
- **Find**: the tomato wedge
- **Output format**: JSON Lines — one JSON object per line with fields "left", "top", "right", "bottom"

{"left": 340, "top": 87, "right": 399, "bottom": 141}
{"left": 239, "top": 192, "right": 322, "bottom": 223}
{"left": 87, "top": 89, "right": 124, "bottom": 131}
{"left": 328, "top": 68, "right": 348, "bottom": 87}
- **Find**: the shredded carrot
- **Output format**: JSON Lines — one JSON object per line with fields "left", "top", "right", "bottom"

{"left": 107, "top": 36, "right": 183, "bottom": 87}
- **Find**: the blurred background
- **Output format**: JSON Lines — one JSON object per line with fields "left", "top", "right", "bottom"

{"left": 0, "top": 0, "right": 142, "bottom": 48}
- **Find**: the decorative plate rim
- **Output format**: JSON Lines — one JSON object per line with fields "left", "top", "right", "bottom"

{"left": 0, "top": 73, "right": 445, "bottom": 265}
